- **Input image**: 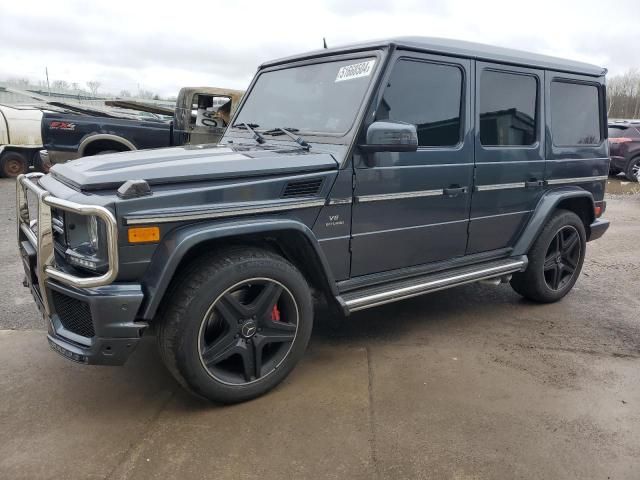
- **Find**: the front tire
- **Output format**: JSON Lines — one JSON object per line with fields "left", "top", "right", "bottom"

{"left": 624, "top": 156, "right": 640, "bottom": 182}
{"left": 511, "top": 210, "right": 586, "bottom": 303}
{"left": 157, "top": 248, "right": 313, "bottom": 404}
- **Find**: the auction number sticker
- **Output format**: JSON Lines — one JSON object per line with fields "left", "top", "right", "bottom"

{"left": 335, "top": 60, "right": 376, "bottom": 82}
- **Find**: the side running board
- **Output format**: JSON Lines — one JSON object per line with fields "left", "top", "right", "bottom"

{"left": 339, "top": 257, "right": 527, "bottom": 314}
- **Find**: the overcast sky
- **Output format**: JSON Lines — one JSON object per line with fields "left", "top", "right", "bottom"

{"left": 1, "top": 0, "right": 638, "bottom": 97}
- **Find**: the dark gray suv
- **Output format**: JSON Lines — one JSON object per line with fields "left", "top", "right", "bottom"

{"left": 608, "top": 120, "right": 640, "bottom": 181}
{"left": 16, "top": 37, "right": 610, "bottom": 403}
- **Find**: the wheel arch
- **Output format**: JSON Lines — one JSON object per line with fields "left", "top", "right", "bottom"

{"left": 138, "top": 218, "right": 338, "bottom": 320}
{"left": 513, "top": 187, "right": 595, "bottom": 256}
{"left": 78, "top": 134, "right": 136, "bottom": 156}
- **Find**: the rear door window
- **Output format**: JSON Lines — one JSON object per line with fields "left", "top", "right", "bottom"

{"left": 551, "top": 81, "right": 602, "bottom": 146}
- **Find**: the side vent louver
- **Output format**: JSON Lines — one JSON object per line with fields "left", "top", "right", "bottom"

{"left": 282, "top": 178, "right": 323, "bottom": 198}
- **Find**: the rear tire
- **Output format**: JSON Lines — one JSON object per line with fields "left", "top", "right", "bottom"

{"left": 511, "top": 210, "right": 586, "bottom": 303}
{"left": 157, "top": 247, "right": 313, "bottom": 404}
{"left": 624, "top": 156, "right": 640, "bottom": 182}
{"left": 0, "top": 151, "right": 28, "bottom": 177}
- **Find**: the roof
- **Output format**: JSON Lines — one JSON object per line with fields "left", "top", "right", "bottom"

{"left": 262, "top": 37, "right": 606, "bottom": 77}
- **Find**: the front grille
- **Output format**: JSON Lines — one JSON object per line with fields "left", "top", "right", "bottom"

{"left": 52, "top": 290, "right": 95, "bottom": 338}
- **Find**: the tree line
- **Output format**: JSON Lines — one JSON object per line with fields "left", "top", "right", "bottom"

{"left": 1, "top": 77, "right": 165, "bottom": 101}
{"left": 607, "top": 69, "right": 640, "bottom": 120}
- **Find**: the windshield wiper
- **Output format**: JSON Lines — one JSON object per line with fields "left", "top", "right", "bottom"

{"left": 263, "top": 127, "right": 310, "bottom": 150}
{"left": 232, "top": 122, "right": 265, "bottom": 144}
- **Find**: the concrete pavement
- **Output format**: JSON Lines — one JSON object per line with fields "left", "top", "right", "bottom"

{"left": 1, "top": 178, "right": 639, "bottom": 479}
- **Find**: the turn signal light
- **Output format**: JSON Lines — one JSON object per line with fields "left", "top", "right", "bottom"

{"left": 594, "top": 201, "right": 606, "bottom": 218}
{"left": 128, "top": 226, "right": 160, "bottom": 243}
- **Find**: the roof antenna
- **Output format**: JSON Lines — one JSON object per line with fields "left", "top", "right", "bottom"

{"left": 323, "top": 37, "right": 328, "bottom": 49}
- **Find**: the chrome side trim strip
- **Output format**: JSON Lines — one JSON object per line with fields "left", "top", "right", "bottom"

{"left": 546, "top": 175, "right": 608, "bottom": 185}
{"left": 327, "top": 197, "right": 352, "bottom": 205}
{"left": 545, "top": 157, "right": 609, "bottom": 162}
{"left": 352, "top": 218, "right": 467, "bottom": 238}
{"left": 345, "top": 260, "right": 526, "bottom": 312}
{"left": 356, "top": 189, "right": 443, "bottom": 203}
{"left": 475, "top": 182, "right": 526, "bottom": 192}
{"left": 125, "top": 199, "right": 327, "bottom": 225}
{"left": 475, "top": 160, "right": 546, "bottom": 165}
{"left": 318, "top": 235, "right": 351, "bottom": 242}
{"left": 470, "top": 210, "right": 532, "bottom": 221}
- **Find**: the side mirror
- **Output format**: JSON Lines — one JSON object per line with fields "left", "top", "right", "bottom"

{"left": 359, "top": 120, "right": 418, "bottom": 153}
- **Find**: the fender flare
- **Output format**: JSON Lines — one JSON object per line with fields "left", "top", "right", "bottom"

{"left": 138, "top": 217, "right": 337, "bottom": 320}
{"left": 512, "top": 187, "right": 595, "bottom": 256}
{"left": 78, "top": 134, "right": 136, "bottom": 155}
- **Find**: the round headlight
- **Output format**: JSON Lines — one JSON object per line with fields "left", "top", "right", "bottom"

{"left": 88, "top": 216, "right": 99, "bottom": 251}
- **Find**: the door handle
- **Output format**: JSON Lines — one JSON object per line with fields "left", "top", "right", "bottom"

{"left": 443, "top": 186, "right": 467, "bottom": 196}
{"left": 525, "top": 180, "right": 543, "bottom": 188}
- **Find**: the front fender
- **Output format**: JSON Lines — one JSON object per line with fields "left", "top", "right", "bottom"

{"left": 512, "top": 187, "right": 595, "bottom": 256}
{"left": 138, "top": 217, "right": 336, "bottom": 320}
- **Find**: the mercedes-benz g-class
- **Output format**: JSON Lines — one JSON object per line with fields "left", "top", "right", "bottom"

{"left": 16, "top": 37, "right": 610, "bottom": 403}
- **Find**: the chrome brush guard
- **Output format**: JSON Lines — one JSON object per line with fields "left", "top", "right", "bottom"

{"left": 16, "top": 173, "right": 119, "bottom": 314}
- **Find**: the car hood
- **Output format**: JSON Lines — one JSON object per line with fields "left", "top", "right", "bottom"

{"left": 50, "top": 143, "right": 339, "bottom": 191}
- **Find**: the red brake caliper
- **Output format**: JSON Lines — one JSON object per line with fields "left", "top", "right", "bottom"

{"left": 271, "top": 304, "right": 281, "bottom": 322}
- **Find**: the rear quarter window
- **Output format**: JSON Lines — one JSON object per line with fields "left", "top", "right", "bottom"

{"left": 550, "top": 81, "right": 602, "bottom": 146}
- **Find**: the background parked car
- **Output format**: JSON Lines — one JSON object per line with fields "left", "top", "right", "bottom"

{"left": 609, "top": 120, "right": 640, "bottom": 181}
{"left": 41, "top": 87, "right": 244, "bottom": 167}
{"left": 0, "top": 104, "right": 47, "bottom": 177}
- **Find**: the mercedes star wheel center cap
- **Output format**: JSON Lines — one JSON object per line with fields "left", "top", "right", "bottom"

{"left": 241, "top": 320, "right": 257, "bottom": 338}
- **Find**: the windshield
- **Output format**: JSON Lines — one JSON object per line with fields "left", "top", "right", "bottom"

{"left": 234, "top": 57, "right": 377, "bottom": 135}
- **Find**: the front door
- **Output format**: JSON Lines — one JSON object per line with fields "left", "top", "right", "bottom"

{"left": 351, "top": 52, "right": 473, "bottom": 277}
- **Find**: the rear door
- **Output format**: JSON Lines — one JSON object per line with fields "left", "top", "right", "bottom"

{"left": 350, "top": 52, "right": 473, "bottom": 277}
{"left": 467, "top": 63, "right": 545, "bottom": 253}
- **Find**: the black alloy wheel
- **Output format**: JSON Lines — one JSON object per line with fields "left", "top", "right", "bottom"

{"left": 626, "top": 157, "right": 640, "bottom": 182}
{"left": 198, "top": 278, "right": 299, "bottom": 385}
{"left": 157, "top": 247, "right": 314, "bottom": 403}
{"left": 543, "top": 225, "right": 581, "bottom": 291}
{"left": 510, "top": 209, "right": 586, "bottom": 303}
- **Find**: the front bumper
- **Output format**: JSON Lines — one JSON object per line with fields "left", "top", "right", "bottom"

{"left": 17, "top": 173, "right": 145, "bottom": 365}
{"left": 41, "top": 149, "right": 81, "bottom": 165}
{"left": 609, "top": 155, "right": 627, "bottom": 170}
{"left": 20, "top": 239, "right": 146, "bottom": 365}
